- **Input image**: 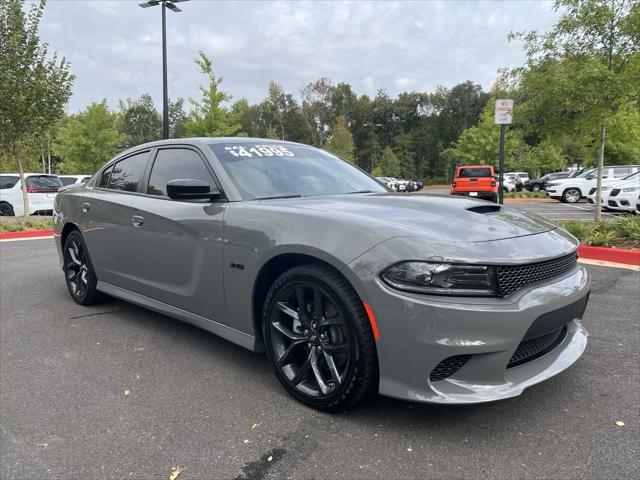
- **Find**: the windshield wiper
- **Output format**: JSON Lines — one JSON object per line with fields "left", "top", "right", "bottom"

{"left": 344, "top": 190, "right": 373, "bottom": 194}
{"left": 254, "top": 194, "right": 304, "bottom": 200}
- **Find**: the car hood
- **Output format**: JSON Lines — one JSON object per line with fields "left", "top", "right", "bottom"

{"left": 261, "top": 193, "right": 556, "bottom": 243}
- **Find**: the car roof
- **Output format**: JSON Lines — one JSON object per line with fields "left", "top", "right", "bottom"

{"left": 0, "top": 173, "right": 59, "bottom": 177}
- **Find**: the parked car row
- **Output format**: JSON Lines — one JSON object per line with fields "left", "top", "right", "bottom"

{"left": 546, "top": 165, "right": 640, "bottom": 203}
{"left": 376, "top": 177, "right": 424, "bottom": 192}
{"left": 586, "top": 171, "right": 640, "bottom": 214}
{"left": 0, "top": 173, "right": 91, "bottom": 216}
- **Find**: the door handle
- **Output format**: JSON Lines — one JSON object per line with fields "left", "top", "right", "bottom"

{"left": 81, "top": 202, "right": 91, "bottom": 213}
{"left": 131, "top": 215, "right": 145, "bottom": 227}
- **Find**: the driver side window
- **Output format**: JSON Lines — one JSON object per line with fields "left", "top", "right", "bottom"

{"left": 147, "top": 148, "right": 213, "bottom": 197}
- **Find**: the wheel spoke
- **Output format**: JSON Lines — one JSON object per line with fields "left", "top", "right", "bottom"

{"left": 271, "top": 321, "right": 305, "bottom": 341}
{"left": 310, "top": 349, "right": 329, "bottom": 394}
{"left": 313, "top": 287, "right": 323, "bottom": 320}
{"left": 277, "top": 339, "right": 306, "bottom": 366}
{"left": 81, "top": 269, "right": 88, "bottom": 285}
{"left": 290, "top": 351, "right": 313, "bottom": 386}
{"left": 74, "top": 274, "right": 83, "bottom": 296}
{"left": 294, "top": 286, "right": 311, "bottom": 328}
{"left": 323, "top": 351, "right": 342, "bottom": 385}
{"left": 66, "top": 266, "right": 78, "bottom": 280}
{"left": 68, "top": 246, "right": 81, "bottom": 265}
{"left": 275, "top": 302, "right": 298, "bottom": 321}
{"left": 324, "top": 343, "right": 350, "bottom": 354}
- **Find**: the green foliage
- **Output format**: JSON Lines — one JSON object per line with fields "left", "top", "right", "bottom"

{"left": 557, "top": 216, "right": 640, "bottom": 248}
{"left": 325, "top": 115, "right": 355, "bottom": 162}
{"left": 184, "top": 51, "right": 243, "bottom": 137}
{"left": 561, "top": 219, "right": 591, "bottom": 239}
{"left": 0, "top": 216, "right": 52, "bottom": 232}
{"left": 372, "top": 146, "right": 401, "bottom": 178}
{"left": 117, "top": 93, "right": 161, "bottom": 146}
{"left": 55, "top": 100, "right": 126, "bottom": 174}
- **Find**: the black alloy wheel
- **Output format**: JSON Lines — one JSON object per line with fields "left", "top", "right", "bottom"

{"left": 63, "top": 230, "right": 101, "bottom": 305}
{"left": 263, "top": 264, "right": 378, "bottom": 411}
{"left": 0, "top": 202, "right": 14, "bottom": 216}
{"left": 532, "top": 184, "right": 541, "bottom": 192}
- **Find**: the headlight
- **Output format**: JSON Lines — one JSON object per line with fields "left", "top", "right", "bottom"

{"left": 380, "top": 262, "right": 498, "bottom": 296}
{"left": 623, "top": 186, "right": 639, "bottom": 192}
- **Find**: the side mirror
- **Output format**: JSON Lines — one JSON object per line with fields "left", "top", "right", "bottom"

{"left": 166, "top": 179, "right": 220, "bottom": 200}
{"left": 586, "top": 174, "right": 595, "bottom": 180}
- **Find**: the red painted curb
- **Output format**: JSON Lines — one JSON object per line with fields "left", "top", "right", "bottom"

{"left": 578, "top": 245, "right": 640, "bottom": 266}
{"left": 0, "top": 228, "right": 55, "bottom": 240}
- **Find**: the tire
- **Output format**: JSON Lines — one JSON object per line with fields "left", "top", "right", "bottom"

{"left": 0, "top": 202, "right": 15, "bottom": 216}
{"left": 562, "top": 188, "right": 581, "bottom": 203}
{"left": 532, "top": 185, "right": 541, "bottom": 192}
{"left": 262, "top": 264, "right": 378, "bottom": 411}
{"left": 490, "top": 193, "right": 499, "bottom": 203}
{"left": 63, "top": 230, "right": 102, "bottom": 305}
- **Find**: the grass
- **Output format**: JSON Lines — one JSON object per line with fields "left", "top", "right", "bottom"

{"left": 0, "top": 216, "right": 53, "bottom": 233}
{"left": 558, "top": 215, "right": 640, "bottom": 249}
{"left": 504, "top": 190, "right": 547, "bottom": 198}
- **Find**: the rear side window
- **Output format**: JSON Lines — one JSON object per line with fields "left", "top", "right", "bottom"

{"left": 59, "top": 177, "right": 77, "bottom": 186}
{"left": 0, "top": 175, "right": 19, "bottom": 189}
{"left": 98, "top": 166, "right": 113, "bottom": 188}
{"left": 81, "top": 177, "right": 91, "bottom": 183}
{"left": 613, "top": 167, "right": 631, "bottom": 178}
{"left": 459, "top": 168, "right": 492, "bottom": 178}
{"left": 147, "top": 149, "right": 213, "bottom": 197}
{"left": 108, "top": 152, "right": 149, "bottom": 192}
{"left": 26, "top": 175, "right": 62, "bottom": 191}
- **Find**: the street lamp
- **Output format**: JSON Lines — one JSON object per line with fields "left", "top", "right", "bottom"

{"left": 138, "top": 0, "right": 189, "bottom": 139}
{"left": 363, "top": 122, "right": 383, "bottom": 172}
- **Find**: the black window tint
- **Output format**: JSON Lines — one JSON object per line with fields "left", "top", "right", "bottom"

{"left": 459, "top": 168, "right": 492, "bottom": 178}
{"left": 98, "top": 165, "right": 113, "bottom": 188}
{"left": 108, "top": 152, "right": 149, "bottom": 192}
{"left": 26, "top": 175, "right": 63, "bottom": 189}
{"left": 147, "top": 149, "right": 213, "bottom": 197}
{"left": 60, "top": 177, "right": 77, "bottom": 186}
{"left": 81, "top": 177, "right": 91, "bottom": 184}
{"left": 0, "top": 175, "right": 19, "bottom": 189}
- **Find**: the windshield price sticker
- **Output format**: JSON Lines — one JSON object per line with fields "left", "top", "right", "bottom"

{"left": 224, "top": 145, "right": 295, "bottom": 158}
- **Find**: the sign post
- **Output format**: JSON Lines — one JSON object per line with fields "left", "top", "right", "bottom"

{"left": 495, "top": 99, "right": 513, "bottom": 205}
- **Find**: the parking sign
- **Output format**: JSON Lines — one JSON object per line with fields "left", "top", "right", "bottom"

{"left": 495, "top": 99, "right": 513, "bottom": 124}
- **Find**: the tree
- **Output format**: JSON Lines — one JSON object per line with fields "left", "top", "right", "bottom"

{"left": 325, "top": 115, "right": 355, "bottom": 162}
{"left": 184, "top": 51, "right": 243, "bottom": 137}
{"left": 511, "top": 0, "right": 640, "bottom": 220}
{"left": 56, "top": 100, "right": 126, "bottom": 174}
{"left": 0, "top": 0, "right": 74, "bottom": 216}
{"left": 117, "top": 93, "right": 162, "bottom": 146}
{"left": 300, "top": 77, "right": 333, "bottom": 147}
{"left": 168, "top": 98, "right": 188, "bottom": 138}
{"left": 372, "top": 146, "right": 401, "bottom": 178}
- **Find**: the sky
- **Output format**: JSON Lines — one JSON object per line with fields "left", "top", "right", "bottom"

{"left": 37, "top": 0, "right": 559, "bottom": 113}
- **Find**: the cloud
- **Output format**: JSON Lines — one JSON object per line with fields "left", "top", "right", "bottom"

{"left": 37, "top": 0, "right": 558, "bottom": 112}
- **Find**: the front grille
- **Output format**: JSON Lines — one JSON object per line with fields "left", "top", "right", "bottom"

{"left": 588, "top": 187, "right": 596, "bottom": 195}
{"left": 430, "top": 355, "right": 471, "bottom": 381}
{"left": 610, "top": 189, "right": 620, "bottom": 197}
{"left": 507, "top": 327, "right": 567, "bottom": 368}
{"left": 497, "top": 253, "right": 578, "bottom": 297}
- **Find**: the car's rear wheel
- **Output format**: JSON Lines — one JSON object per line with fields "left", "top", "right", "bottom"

{"left": 562, "top": 188, "right": 581, "bottom": 203}
{"left": 532, "top": 184, "right": 541, "bottom": 192}
{"left": 63, "top": 230, "right": 102, "bottom": 305}
{"left": 262, "top": 264, "right": 378, "bottom": 411}
{"left": 0, "top": 202, "right": 14, "bottom": 216}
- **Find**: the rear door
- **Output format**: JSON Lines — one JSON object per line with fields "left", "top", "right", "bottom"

{"left": 130, "top": 147, "right": 227, "bottom": 323}
{"left": 80, "top": 151, "right": 150, "bottom": 290}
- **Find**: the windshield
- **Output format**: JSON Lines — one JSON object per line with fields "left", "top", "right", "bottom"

{"left": 622, "top": 171, "right": 639, "bottom": 181}
{"left": 577, "top": 168, "right": 596, "bottom": 178}
{"left": 209, "top": 142, "right": 387, "bottom": 199}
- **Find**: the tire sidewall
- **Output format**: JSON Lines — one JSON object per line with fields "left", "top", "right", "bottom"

{"left": 63, "top": 230, "right": 98, "bottom": 304}
{"left": 262, "top": 266, "right": 373, "bottom": 410}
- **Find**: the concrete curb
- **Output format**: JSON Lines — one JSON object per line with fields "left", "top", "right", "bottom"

{"left": 578, "top": 245, "right": 640, "bottom": 267}
{"left": 0, "top": 229, "right": 55, "bottom": 240}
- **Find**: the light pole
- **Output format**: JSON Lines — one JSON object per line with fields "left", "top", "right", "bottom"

{"left": 138, "top": 0, "right": 188, "bottom": 139}
{"left": 363, "top": 122, "right": 382, "bottom": 172}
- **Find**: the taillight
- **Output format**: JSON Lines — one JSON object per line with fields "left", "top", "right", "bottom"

{"left": 452, "top": 182, "right": 457, "bottom": 188}
{"left": 26, "top": 186, "right": 59, "bottom": 193}
{"left": 491, "top": 181, "right": 496, "bottom": 187}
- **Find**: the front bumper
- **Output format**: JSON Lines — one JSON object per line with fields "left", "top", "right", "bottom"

{"left": 607, "top": 191, "right": 638, "bottom": 212}
{"left": 350, "top": 244, "right": 590, "bottom": 404}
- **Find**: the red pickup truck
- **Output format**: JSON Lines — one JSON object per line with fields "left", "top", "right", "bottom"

{"left": 451, "top": 165, "right": 498, "bottom": 202}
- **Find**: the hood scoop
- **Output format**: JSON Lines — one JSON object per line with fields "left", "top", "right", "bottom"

{"left": 466, "top": 205, "right": 503, "bottom": 214}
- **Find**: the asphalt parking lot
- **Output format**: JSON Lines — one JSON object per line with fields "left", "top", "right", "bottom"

{"left": 1, "top": 239, "right": 638, "bottom": 480}
{"left": 420, "top": 186, "right": 629, "bottom": 221}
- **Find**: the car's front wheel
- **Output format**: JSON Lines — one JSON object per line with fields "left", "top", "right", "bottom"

{"left": 262, "top": 264, "right": 378, "bottom": 411}
{"left": 562, "top": 188, "right": 581, "bottom": 203}
{"left": 63, "top": 230, "right": 102, "bottom": 305}
{"left": 532, "top": 184, "right": 541, "bottom": 192}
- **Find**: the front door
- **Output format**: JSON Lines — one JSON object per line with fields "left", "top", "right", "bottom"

{"left": 130, "top": 147, "right": 227, "bottom": 324}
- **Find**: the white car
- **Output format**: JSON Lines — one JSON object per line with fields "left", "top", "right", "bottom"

{"left": 59, "top": 174, "right": 92, "bottom": 187}
{"left": 504, "top": 171, "right": 530, "bottom": 183}
{"left": 604, "top": 173, "right": 640, "bottom": 213}
{"left": 496, "top": 175, "right": 520, "bottom": 192}
{"left": 0, "top": 173, "right": 62, "bottom": 216}
{"left": 546, "top": 165, "right": 640, "bottom": 203}
{"left": 376, "top": 177, "right": 398, "bottom": 191}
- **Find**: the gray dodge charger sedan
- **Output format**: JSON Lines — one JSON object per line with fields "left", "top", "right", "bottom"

{"left": 54, "top": 138, "right": 590, "bottom": 410}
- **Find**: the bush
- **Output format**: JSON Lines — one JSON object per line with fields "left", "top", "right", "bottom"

{"left": 0, "top": 217, "right": 53, "bottom": 232}
{"left": 556, "top": 216, "right": 640, "bottom": 249}
{"left": 504, "top": 191, "right": 547, "bottom": 198}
